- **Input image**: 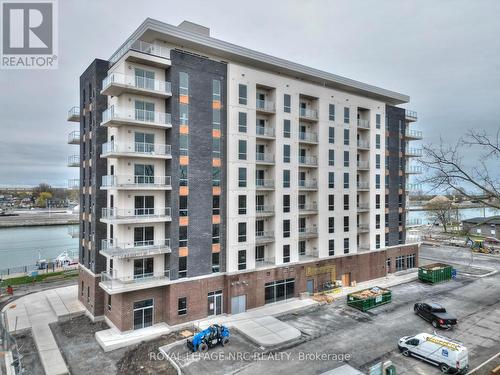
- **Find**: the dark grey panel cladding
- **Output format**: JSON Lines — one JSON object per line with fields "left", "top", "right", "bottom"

{"left": 385, "top": 105, "right": 406, "bottom": 246}
{"left": 79, "top": 59, "right": 109, "bottom": 273}
{"left": 167, "top": 50, "right": 227, "bottom": 279}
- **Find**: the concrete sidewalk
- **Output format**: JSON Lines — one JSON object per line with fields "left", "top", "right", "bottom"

{"left": 2, "top": 285, "right": 85, "bottom": 375}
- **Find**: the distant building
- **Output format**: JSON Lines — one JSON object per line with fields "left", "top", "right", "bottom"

{"left": 462, "top": 216, "right": 500, "bottom": 239}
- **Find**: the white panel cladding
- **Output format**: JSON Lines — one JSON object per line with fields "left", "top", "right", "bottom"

{"left": 226, "top": 62, "right": 386, "bottom": 273}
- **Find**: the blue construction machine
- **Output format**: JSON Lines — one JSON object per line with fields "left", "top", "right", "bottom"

{"left": 187, "top": 324, "right": 230, "bottom": 352}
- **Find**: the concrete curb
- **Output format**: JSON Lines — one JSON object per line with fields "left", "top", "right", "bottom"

{"left": 159, "top": 340, "right": 186, "bottom": 375}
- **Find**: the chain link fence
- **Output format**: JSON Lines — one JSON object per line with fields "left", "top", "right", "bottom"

{"left": 0, "top": 311, "right": 23, "bottom": 374}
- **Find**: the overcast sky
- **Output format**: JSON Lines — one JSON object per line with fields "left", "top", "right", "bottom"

{"left": 0, "top": 0, "right": 499, "bottom": 187}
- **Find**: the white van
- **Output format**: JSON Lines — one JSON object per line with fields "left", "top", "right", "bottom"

{"left": 398, "top": 333, "right": 469, "bottom": 373}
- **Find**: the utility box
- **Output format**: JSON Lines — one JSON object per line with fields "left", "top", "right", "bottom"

{"left": 347, "top": 286, "right": 392, "bottom": 311}
{"left": 418, "top": 263, "right": 453, "bottom": 284}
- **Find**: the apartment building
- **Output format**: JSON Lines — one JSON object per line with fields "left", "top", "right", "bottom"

{"left": 69, "top": 19, "right": 421, "bottom": 331}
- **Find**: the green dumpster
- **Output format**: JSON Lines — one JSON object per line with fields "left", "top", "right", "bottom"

{"left": 418, "top": 263, "right": 453, "bottom": 284}
{"left": 347, "top": 286, "right": 392, "bottom": 311}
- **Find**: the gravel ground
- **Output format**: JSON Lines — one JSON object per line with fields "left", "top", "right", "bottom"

{"left": 12, "top": 331, "right": 44, "bottom": 375}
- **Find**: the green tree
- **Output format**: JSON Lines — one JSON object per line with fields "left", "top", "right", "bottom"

{"left": 36, "top": 192, "right": 53, "bottom": 207}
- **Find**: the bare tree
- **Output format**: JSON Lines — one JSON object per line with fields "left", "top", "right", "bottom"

{"left": 425, "top": 197, "right": 454, "bottom": 232}
{"left": 419, "top": 128, "right": 500, "bottom": 209}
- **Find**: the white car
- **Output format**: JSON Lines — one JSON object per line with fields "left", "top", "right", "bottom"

{"left": 398, "top": 333, "right": 468, "bottom": 373}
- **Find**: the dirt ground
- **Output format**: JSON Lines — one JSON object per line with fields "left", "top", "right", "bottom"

{"left": 50, "top": 315, "right": 196, "bottom": 375}
{"left": 12, "top": 331, "right": 44, "bottom": 375}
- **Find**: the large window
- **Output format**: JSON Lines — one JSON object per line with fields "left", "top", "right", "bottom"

{"left": 179, "top": 195, "right": 188, "bottom": 217}
{"left": 283, "top": 245, "right": 290, "bottom": 263}
{"left": 238, "top": 195, "right": 247, "bottom": 215}
{"left": 329, "top": 104, "right": 335, "bottom": 121}
{"left": 178, "top": 256, "right": 187, "bottom": 278}
{"left": 344, "top": 216, "right": 349, "bottom": 232}
{"left": 238, "top": 140, "right": 247, "bottom": 160}
{"left": 344, "top": 107, "right": 350, "bottom": 124}
{"left": 329, "top": 127, "right": 335, "bottom": 144}
{"left": 328, "top": 194, "right": 334, "bottom": 211}
{"left": 329, "top": 240, "right": 335, "bottom": 256}
{"left": 135, "top": 100, "right": 155, "bottom": 122}
{"left": 283, "top": 119, "right": 291, "bottom": 138}
{"left": 328, "top": 172, "right": 335, "bottom": 188}
{"left": 344, "top": 194, "right": 349, "bottom": 210}
{"left": 376, "top": 134, "right": 381, "bottom": 149}
{"left": 283, "top": 195, "right": 290, "bottom": 213}
{"left": 328, "top": 217, "right": 334, "bottom": 233}
{"left": 135, "top": 196, "right": 154, "bottom": 216}
{"left": 344, "top": 129, "right": 349, "bottom": 145}
{"left": 283, "top": 170, "right": 290, "bottom": 188}
{"left": 134, "top": 164, "right": 154, "bottom": 184}
{"left": 396, "top": 255, "right": 405, "bottom": 271}
{"left": 283, "top": 144, "right": 290, "bottom": 163}
{"left": 284, "top": 94, "right": 291, "bottom": 113}
{"left": 238, "top": 112, "right": 247, "bottom": 133}
{"left": 238, "top": 222, "right": 247, "bottom": 242}
{"left": 238, "top": 84, "right": 247, "bottom": 105}
{"left": 283, "top": 219, "right": 290, "bottom": 238}
{"left": 134, "top": 132, "right": 155, "bottom": 153}
{"left": 212, "top": 224, "right": 220, "bottom": 244}
{"left": 238, "top": 167, "right": 246, "bottom": 187}
{"left": 344, "top": 172, "right": 349, "bottom": 189}
{"left": 212, "top": 252, "right": 220, "bottom": 273}
{"left": 135, "top": 68, "right": 155, "bottom": 90}
{"left": 134, "top": 227, "right": 154, "bottom": 247}
{"left": 265, "top": 279, "right": 295, "bottom": 304}
{"left": 212, "top": 167, "right": 220, "bottom": 186}
{"left": 407, "top": 254, "right": 416, "bottom": 269}
{"left": 343, "top": 238, "right": 349, "bottom": 254}
{"left": 133, "top": 257, "right": 154, "bottom": 278}
{"left": 238, "top": 250, "right": 246, "bottom": 270}
{"left": 329, "top": 150, "right": 335, "bottom": 166}
{"left": 376, "top": 114, "right": 381, "bottom": 129}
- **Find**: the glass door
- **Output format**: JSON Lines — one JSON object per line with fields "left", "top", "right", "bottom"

{"left": 135, "top": 196, "right": 154, "bottom": 216}
{"left": 134, "top": 164, "right": 154, "bottom": 184}
{"left": 133, "top": 299, "right": 153, "bottom": 330}
{"left": 134, "top": 68, "right": 155, "bottom": 90}
{"left": 208, "top": 290, "right": 223, "bottom": 316}
{"left": 133, "top": 257, "right": 154, "bottom": 279}
{"left": 135, "top": 132, "right": 155, "bottom": 153}
{"left": 134, "top": 226, "right": 154, "bottom": 247}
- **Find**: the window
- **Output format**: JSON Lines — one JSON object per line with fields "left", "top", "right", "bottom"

{"left": 107, "top": 295, "right": 112, "bottom": 311}
{"left": 344, "top": 172, "right": 349, "bottom": 189}
{"left": 238, "top": 250, "right": 247, "bottom": 270}
{"left": 265, "top": 278, "right": 295, "bottom": 304}
{"left": 376, "top": 234, "right": 381, "bottom": 249}
{"left": 344, "top": 194, "right": 349, "bottom": 210}
{"left": 212, "top": 167, "right": 221, "bottom": 186}
{"left": 283, "top": 119, "right": 291, "bottom": 138}
{"left": 238, "top": 84, "right": 247, "bottom": 105}
{"left": 212, "top": 252, "right": 220, "bottom": 273}
{"left": 376, "top": 114, "right": 381, "bottom": 129}
{"left": 283, "top": 144, "right": 290, "bottom": 163}
{"left": 283, "top": 170, "right": 290, "bottom": 188}
{"left": 212, "top": 137, "right": 220, "bottom": 157}
{"left": 376, "top": 134, "right": 381, "bottom": 149}
{"left": 283, "top": 195, "right": 290, "bottom": 213}
{"left": 343, "top": 238, "right": 349, "bottom": 254}
{"left": 238, "top": 222, "right": 246, "bottom": 242}
{"left": 178, "top": 297, "right": 187, "bottom": 315}
{"left": 344, "top": 216, "right": 349, "bottom": 232}
{"left": 328, "top": 194, "right": 334, "bottom": 211}
{"left": 329, "top": 150, "right": 335, "bottom": 166}
{"left": 179, "top": 195, "right": 188, "bottom": 217}
{"left": 344, "top": 151, "right": 349, "bottom": 167}
{"left": 376, "top": 154, "right": 381, "bottom": 169}
{"left": 328, "top": 239, "right": 335, "bottom": 256}
{"left": 238, "top": 112, "right": 247, "bottom": 133}
{"left": 238, "top": 140, "right": 247, "bottom": 160}
{"left": 212, "top": 195, "right": 220, "bottom": 215}
{"left": 178, "top": 256, "right": 187, "bottom": 278}
{"left": 134, "top": 164, "right": 154, "bottom": 184}
{"left": 376, "top": 214, "right": 381, "bottom": 229}
{"left": 344, "top": 107, "right": 350, "bottom": 124}
{"left": 329, "top": 127, "right": 335, "bottom": 143}
{"left": 329, "top": 217, "right": 335, "bottom": 233}
{"left": 179, "top": 226, "right": 188, "bottom": 247}
{"left": 179, "top": 133, "right": 189, "bottom": 156}
{"left": 376, "top": 174, "right": 380, "bottom": 189}
{"left": 284, "top": 94, "right": 291, "bottom": 113}
{"left": 375, "top": 194, "right": 380, "bottom": 209}
{"left": 407, "top": 254, "right": 416, "bottom": 269}
{"left": 255, "top": 246, "right": 265, "bottom": 262}
{"left": 283, "top": 220, "right": 290, "bottom": 238}
{"left": 344, "top": 129, "right": 349, "bottom": 145}
{"left": 329, "top": 104, "right": 335, "bottom": 121}
{"left": 328, "top": 172, "right": 335, "bottom": 188}
{"left": 283, "top": 245, "right": 290, "bottom": 263}
{"left": 396, "top": 255, "right": 405, "bottom": 271}
{"left": 238, "top": 167, "right": 246, "bottom": 187}
{"left": 238, "top": 195, "right": 246, "bottom": 215}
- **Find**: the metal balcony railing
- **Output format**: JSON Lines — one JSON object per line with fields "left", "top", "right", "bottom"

{"left": 357, "top": 119, "right": 370, "bottom": 129}
{"left": 256, "top": 99, "right": 275, "bottom": 112}
{"left": 357, "top": 140, "right": 370, "bottom": 149}
{"left": 256, "top": 153, "right": 275, "bottom": 163}
{"left": 357, "top": 224, "right": 370, "bottom": 232}
{"left": 298, "top": 155, "right": 318, "bottom": 166}
{"left": 67, "top": 106, "right": 80, "bottom": 121}
{"left": 68, "top": 131, "right": 80, "bottom": 144}
{"left": 102, "top": 141, "right": 171, "bottom": 157}
{"left": 255, "top": 231, "right": 274, "bottom": 242}
{"left": 256, "top": 126, "right": 275, "bottom": 137}
{"left": 109, "top": 39, "right": 170, "bottom": 65}
{"left": 299, "top": 108, "right": 318, "bottom": 120}
{"left": 357, "top": 181, "right": 370, "bottom": 190}
{"left": 405, "top": 129, "right": 423, "bottom": 139}
{"left": 298, "top": 180, "right": 318, "bottom": 189}
{"left": 299, "top": 203, "right": 318, "bottom": 212}
{"left": 299, "top": 131, "right": 318, "bottom": 143}
{"left": 405, "top": 165, "right": 423, "bottom": 174}
{"left": 405, "top": 183, "right": 423, "bottom": 191}
{"left": 405, "top": 148, "right": 423, "bottom": 157}
{"left": 255, "top": 179, "right": 275, "bottom": 189}
{"left": 101, "top": 106, "right": 172, "bottom": 127}
{"left": 100, "top": 239, "right": 171, "bottom": 258}
{"left": 357, "top": 203, "right": 370, "bottom": 211}
{"left": 255, "top": 257, "right": 276, "bottom": 268}
{"left": 299, "top": 227, "right": 318, "bottom": 238}
{"left": 67, "top": 155, "right": 80, "bottom": 167}
{"left": 101, "top": 269, "right": 171, "bottom": 289}
{"left": 357, "top": 160, "right": 370, "bottom": 169}
{"left": 255, "top": 205, "right": 274, "bottom": 214}
{"left": 101, "top": 207, "right": 171, "bottom": 220}
{"left": 405, "top": 110, "right": 418, "bottom": 120}
{"left": 101, "top": 175, "right": 171, "bottom": 188}
{"left": 102, "top": 73, "right": 171, "bottom": 94}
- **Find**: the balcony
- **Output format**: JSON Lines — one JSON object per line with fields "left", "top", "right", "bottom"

{"left": 405, "top": 148, "right": 423, "bottom": 157}
{"left": 298, "top": 155, "right": 318, "bottom": 167}
{"left": 67, "top": 155, "right": 80, "bottom": 167}
{"left": 67, "top": 106, "right": 80, "bottom": 122}
{"left": 299, "top": 203, "right": 318, "bottom": 215}
{"left": 357, "top": 203, "right": 370, "bottom": 212}
{"left": 67, "top": 179, "right": 79, "bottom": 189}
{"left": 256, "top": 99, "right": 275, "bottom": 114}
{"left": 406, "top": 218, "right": 422, "bottom": 226}
{"left": 405, "top": 165, "right": 423, "bottom": 174}
{"left": 298, "top": 131, "right": 318, "bottom": 144}
{"left": 255, "top": 231, "right": 274, "bottom": 244}
{"left": 101, "top": 73, "right": 172, "bottom": 98}
{"left": 255, "top": 153, "right": 275, "bottom": 164}
{"left": 101, "top": 106, "right": 172, "bottom": 129}
{"left": 255, "top": 179, "right": 275, "bottom": 190}
{"left": 357, "top": 140, "right": 370, "bottom": 150}
{"left": 405, "top": 110, "right": 418, "bottom": 122}
{"left": 101, "top": 175, "right": 172, "bottom": 190}
{"left": 100, "top": 270, "right": 171, "bottom": 294}
{"left": 256, "top": 126, "right": 275, "bottom": 139}
{"left": 100, "top": 239, "right": 171, "bottom": 259}
{"left": 68, "top": 131, "right": 80, "bottom": 145}
{"left": 299, "top": 252, "right": 319, "bottom": 261}
{"left": 255, "top": 205, "right": 274, "bottom": 217}
{"left": 298, "top": 180, "right": 318, "bottom": 190}
{"left": 109, "top": 39, "right": 171, "bottom": 67}
{"left": 101, "top": 207, "right": 172, "bottom": 224}
{"left": 405, "top": 129, "right": 423, "bottom": 140}
{"left": 357, "top": 181, "right": 370, "bottom": 191}
{"left": 299, "top": 227, "right": 318, "bottom": 239}
{"left": 357, "top": 119, "right": 370, "bottom": 129}
{"left": 101, "top": 141, "right": 172, "bottom": 159}
{"left": 255, "top": 257, "right": 276, "bottom": 269}
{"left": 299, "top": 108, "right": 318, "bottom": 121}
{"left": 358, "top": 245, "right": 370, "bottom": 252}
{"left": 357, "top": 224, "right": 370, "bottom": 233}
{"left": 357, "top": 160, "right": 370, "bottom": 170}
{"left": 405, "top": 183, "right": 423, "bottom": 192}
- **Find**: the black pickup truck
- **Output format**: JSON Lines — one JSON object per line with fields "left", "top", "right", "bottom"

{"left": 414, "top": 302, "right": 458, "bottom": 329}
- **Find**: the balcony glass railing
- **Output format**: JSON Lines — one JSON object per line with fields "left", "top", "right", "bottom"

{"left": 298, "top": 155, "right": 318, "bottom": 166}
{"left": 298, "top": 227, "right": 318, "bottom": 237}
{"left": 357, "top": 203, "right": 370, "bottom": 211}
{"left": 299, "top": 203, "right": 318, "bottom": 211}
{"left": 256, "top": 205, "right": 274, "bottom": 214}
{"left": 109, "top": 39, "right": 170, "bottom": 65}
{"left": 255, "top": 153, "right": 275, "bottom": 163}
{"left": 68, "top": 131, "right": 80, "bottom": 144}
{"left": 405, "top": 110, "right": 418, "bottom": 119}
{"left": 357, "top": 160, "right": 370, "bottom": 169}
{"left": 101, "top": 238, "right": 171, "bottom": 258}
{"left": 67, "top": 106, "right": 79, "bottom": 120}
{"left": 255, "top": 179, "right": 275, "bottom": 188}
{"left": 406, "top": 148, "right": 423, "bottom": 156}
{"left": 102, "top": 175, "right": 171, "bottom": 188}
{"left": 102, "top": 105, "right": 172, "bottom": 126}
{"left": 67, "top": 155, "right": 80, "bottom": 166}
{"left": 256, "top": 99, "right": 275, "bottom": 112}
{"left": 255, "top": 257, "right": 276, "bottom": 268}
{"left": 298, "top": 180, "right": 318, "bottom": 189}
{"left": 101, "top": 269, "right": 171, "bottom": 289}
{"left": 357, "top": 181, "right": 370, "bottom": 190}
{"left": 405, "top": 129, "right": 423, "bottom": 139}
{"left": 101, "top": 207, "right": 171, "bottom": 219}
{"left": 255, "top": 231, "right": 275, "bottom": 241}
{"left": 256, "top": 126, "right": 275, "bottom": 137}
{"left": 102, "top": 141, "right": 171, "bottom": 157}
{"left": 298, "top": 131, "right": 318, "bottom": 143}
{"left": 357, "top": 140, "right": 370, "bottom": 149}
{"left": 357, "top": 119, "right": 370, "bottom": 128}
{"left": 405, "top": 165, "right": 423, "bottom": 174}
{"left": 102, "top": 73, "right": 171, "bottom": 94}
{"left": 299, "top": 108, "right": 318, "bottom": 120}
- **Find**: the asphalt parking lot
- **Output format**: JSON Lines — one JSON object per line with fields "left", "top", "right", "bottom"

{"left": 168, "top": 246, "right": 500, "bottom": 375}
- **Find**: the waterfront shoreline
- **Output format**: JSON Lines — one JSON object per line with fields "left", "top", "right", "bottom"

{"left": 0, "top": 220, "right": 78, "bottom": 228}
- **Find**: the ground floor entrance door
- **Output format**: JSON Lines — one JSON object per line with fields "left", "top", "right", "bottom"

{"left": 342, "top": 272, "right": 351, "bottom": 287}
{"left": 133, "top": 299, "right": 153, "bottom": 330}
{"left": 208, "top": 290, "right": 223, "bottom": 316}
{"left": 307, "top": 279, "right": 314, "bottom": 294}
{"left": 231, "top": 295, "right": 246, "bottom": 314}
